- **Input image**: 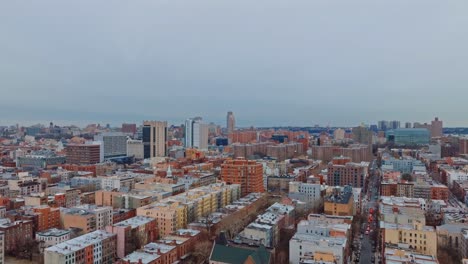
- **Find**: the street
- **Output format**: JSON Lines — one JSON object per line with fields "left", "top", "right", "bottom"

{"left": 359, "top": 159, "right": 380, "bottom": 264}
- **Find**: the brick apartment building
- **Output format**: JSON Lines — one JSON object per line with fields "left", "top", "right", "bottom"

{"left": 105, "top": 216, "right": 158, "bottom": 258}
{"left": 327, "top": 157, "right": 369, "bottom": 188}
{"left": 0, "top": 219, "right": 33, "bottom": 252}
{"left": 66, "top": 143, "right": 102, "bottom": 165}
{"left": 461, "top": 138, "right": 468, "bottom": 155}
{"left": 33, "top": 205, "right": 61, "bottom": 232}
{"left": 122, "top": 123, "right": 137, "bottom": 135}
{"left": 381, "top": 182, "right": 398, "bottom": 196}
{"left": 221, "top": 158, "right": 264, "bottom": 196}
{"left": 311, "top": 144, "right": 372, "bottom": 163}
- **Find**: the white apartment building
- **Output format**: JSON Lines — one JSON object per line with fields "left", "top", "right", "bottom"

{"left": 127, "top": 139, "right": 144, "bottom": 160}
{"left": 289, "top": 182, "right": 323, "bottom": 210}
{"left": 36, "top": 228, "right": 71, "bottom": 247}
{"left": 290, "top": 234, "right": 347, "bottom": 264}
{"left": 45, "top": 230, "right": 116, "bottom": 264}
{"left": 94, "top": 132, "right": 128, "bottom": 158}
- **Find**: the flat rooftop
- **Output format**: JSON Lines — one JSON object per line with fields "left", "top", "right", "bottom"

{"left": 123, "top": 251, "right": 160, "bottom": 264}
{"left": 37, "top": 228, "right": 70, "bottom": 237}
{"left": 143, "top": 242, "right": 176, "bottom": 254}
{"left": 385, "top": 248, "right": 438, "bottom": 264}
{"left": 45, "top": 230, "right": 115, "bottom": 255}
{"left": 291, "top": 233, "right": 347, "bottom": 247}
{"left": 113, "top": 216, "right": 155, "bottom": 229}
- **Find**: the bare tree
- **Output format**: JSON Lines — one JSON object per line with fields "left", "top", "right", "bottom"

{"left": 191, "top": 241, "right": 213, "bottom": 263}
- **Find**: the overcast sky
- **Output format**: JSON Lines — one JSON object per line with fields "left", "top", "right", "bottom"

{"left": 1, "top": 1, "right": 467, "bottom": 127}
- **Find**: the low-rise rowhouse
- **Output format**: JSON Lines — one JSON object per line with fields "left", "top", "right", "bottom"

{"left": 105, "top": 216, "right": 158, "bottom": 258}
{"left": 61, "top": 205, "right": 113, "bottom": 235}
{"left": 0, "top": 218, "right": 33, "bottom": 253}
{"left": 36, "top": 228, "right": 71, "bottom": 247}
{"left": 119, "top": 251, "right": 161, "bottom": 264}
{"left": 324, "top": 186, "right": 354, "bottom": 216}
{"left": 290, "top": 234, "right": 347, "bottom": 264}
{"left": 289, "top": 215, "right": 351, "bottom": 264}
{"left": 436, "top": 224, "right": 468, "bottom": 258}
{"left": 380, "top": 221, "right": 437, "bottom": 257}
{"left": 137, "top": 183, "right": 240, "bottom": 236}
{"left": 384, "top": 247, "right": 439, "bottom": 264}
{"left": 236, "top": 202, "right": 294, "bottom": 248}
{"left": 44, "top": 230, "right": 116, "bottom": 264}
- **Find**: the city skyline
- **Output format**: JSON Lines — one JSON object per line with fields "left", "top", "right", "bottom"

{"left": 1, "top": 1, "right": 468, "bottom": 127}
{"left": 0, "top": 116, "right": 454, "bottom": 129}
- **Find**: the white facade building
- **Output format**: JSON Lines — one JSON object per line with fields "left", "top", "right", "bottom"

{"left": 127, "top": 139, "right": 144, "bottom": 160}
{"left": 290, "top": 234, "right": 347, "bottom": 264}
{"left": 44, "top": 230, "right": 116, "bottom": 264}
{"left": 185, "top": 117, "right": 209, "bottom": 150}
{"left": 193, "top": 122, "right": 209, "bottom": 150}
{"left": 71, "top": 205, "right": 113, "bottom": 231}
{"left": 36, "top": 228, "right": 71, "bottom": 247}
{"left": 94, "top": 132, "right": 127, "bottom": 158}
{"left": 289, "top": 182, "right": 323, "bottom": 210}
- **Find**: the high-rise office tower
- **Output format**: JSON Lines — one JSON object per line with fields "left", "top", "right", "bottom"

{"left": 142, "top": 121, "right": 167, "bottom": 158}
{"left": 405, "top": 122, "right": 412, "bottom": 129}
{"left": 227, "top": 111, "right": 235, "bottom": 134}
{"left": 352, "top": 126, "right": 372, "bottom": 145}
{"left": 185, "top": 119, "right": 195, "bottom": 148}
{"left": 193, "top": 122, "right": 209, "bottom": 150}
{"left": 389, "top": 120, "right": 401, "bottom": 129}
{"left": 185, "top": 117, "right": 208, "bottom": 150}
{"left": 430, "top": 117, "right": 443, "bottom": 138}
{"left": 94, "top": 132, "right": 127, "bottom": 158}
{"left": 378, "top": 120, "right": 389, "bottom": 131}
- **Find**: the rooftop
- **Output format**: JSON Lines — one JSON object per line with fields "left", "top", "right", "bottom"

{"left": 380, "top": 196, "right": 425, "bottom": 207}
{"left": 122, "top": 251, "right": 160, "bottom": 264}
{"left": 113, "top": 216, "right": 155, "bottom": 229}
{"left": 158, "top": 236, "right": 189, "bottom": 245}
{"left": 437, "top": 224, "right": 468, "bottom": 234}
{"left": 45, "top": 230, "right": 115, "bottom": 255}
{"left": 175, "top": 229, "right": 200, "bottom": 237}
{"left": 291, "top": 233, "right": 347, "bottom": 247}
{"left": 37, "top": 228, "right": 70, "bottom": 237}
{"left": 297, "top": 220, "right": 350, "bottom": 234}
{"left": 143, "top": 242, "right": 175, "bottom": 254}
{"left": 267, "top": 202, "right": 294, "bottom": 214}
{"left": 210, "top": 243, "right": 271, "bottom": 264}
{"left": 385, "top": 248, "right": 438, "bottom": 264}
{"left": 380, "top": 222, "right": 435, "bottom": 232}
{"left": 0, "top": 219, "right": 32, "bottom": 228}
{"left": 325, "top": 190, "right": 353, "bottom": 204}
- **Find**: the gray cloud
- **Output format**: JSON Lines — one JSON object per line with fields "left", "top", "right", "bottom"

{"left": 1, "top": 0, "right": 467, "bottom": 127}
